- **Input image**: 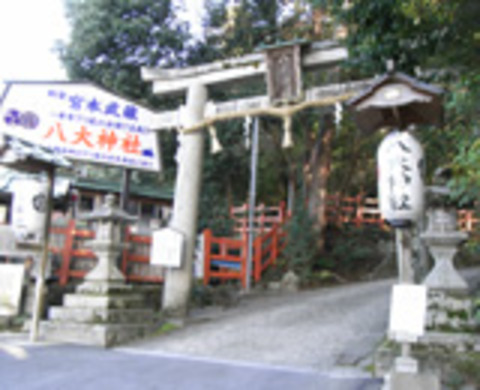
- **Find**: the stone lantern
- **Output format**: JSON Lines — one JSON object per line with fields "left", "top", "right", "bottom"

{"left": 419, "top": 170, "right": 476, "bottom": 334}
{"left": 421, "top": 170, "right": 469, "bottom": 293}
{"left": 77, "top": 193, "right": 137, "bottom": 294}
{"left": 41, "top": 194, "right": 158, "bottom": 347}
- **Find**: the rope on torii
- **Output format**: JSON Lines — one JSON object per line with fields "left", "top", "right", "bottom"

{"left": 176, "top": 80, "right": 371, "bottom": 152}
{"left": 150, "top": 78, "right": 372, "bottom": 153}
{"left": 180, "top": 92, "right": 354, "bottom": 134}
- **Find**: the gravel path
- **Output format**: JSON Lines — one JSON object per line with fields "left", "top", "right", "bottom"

{"left": 124, "top": 278, "right": 394, "bottom": 372}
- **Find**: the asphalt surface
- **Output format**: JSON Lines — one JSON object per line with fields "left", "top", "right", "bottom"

{"left": 126, "top": 278, "right": 393, "bottom": 371}
{"left": 0, "top": 339, "right": 382, "bottom": 390}
{"left": 0, "top": 278, "right": 395, "bottom": 389}
{"left": 2, "top": 268, "right": 479, "bottom": 389}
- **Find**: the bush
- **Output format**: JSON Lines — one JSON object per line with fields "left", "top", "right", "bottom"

{"left": 280, "top": 200, "right": 321, "bottom": 282}
{"left": 322, "top": 224, "right": 393, "bottom": 278}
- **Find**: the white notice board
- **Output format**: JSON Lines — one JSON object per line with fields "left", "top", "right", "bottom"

{"left": 0, "top": 264, "right": 25, "bottom": 316}
{"left": 389, "top": 284, "right": 427, "bottom": 343}
{"left": 150, "top": 228, "right": 185, "bottom": 268}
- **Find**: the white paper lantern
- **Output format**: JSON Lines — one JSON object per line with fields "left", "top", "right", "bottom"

{"left": 377, "top": 130, "right": 425, "bottom": 227}
{"left": 11, "top": 178, "right": 48, "bottom": 243}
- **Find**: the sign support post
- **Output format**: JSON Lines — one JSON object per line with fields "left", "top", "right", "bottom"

{"left": 30, "top": 166, "right": 55, "bottom": 342}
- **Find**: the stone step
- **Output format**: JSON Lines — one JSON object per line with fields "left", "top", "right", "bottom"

{"left": 49, "top": 306, "right": 158, "bottom": 324}
{"left": 63, "top": 293, "right": 145, "bottom": 310}
{"left": 40, "top": 321, "right": 159, "bottom": 348}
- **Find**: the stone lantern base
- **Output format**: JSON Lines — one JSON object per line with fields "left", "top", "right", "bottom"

{"left": 39, "top": 194, "right": 162, "bottom": 347}
{"left": 39, "top": 282, "right": 161, "bottom": 347}
{"left": 426, "top": 290, "right": 477, "bottom": 333}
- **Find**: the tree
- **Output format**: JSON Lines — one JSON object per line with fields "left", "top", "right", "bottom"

{"left": 60, "top": 0, "right": 189, "bottom": 105}
{"left": 327, "top": 0, "right": 480, "bottom": 203}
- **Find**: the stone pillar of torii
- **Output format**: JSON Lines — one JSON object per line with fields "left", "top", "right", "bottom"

{"left": 142, "top": 40, "right": 370, "bottom": 317}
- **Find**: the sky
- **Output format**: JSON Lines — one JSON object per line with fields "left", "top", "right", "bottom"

{"left": 0, "top": 0, "right": 70, "bottom": 82}
{"left": 0, "top": 0, "right": 204, "bottom": 85}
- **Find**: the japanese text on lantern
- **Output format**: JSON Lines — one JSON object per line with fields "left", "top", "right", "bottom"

{"left": 387, "top": 140, "right": 414, "bottom": 211}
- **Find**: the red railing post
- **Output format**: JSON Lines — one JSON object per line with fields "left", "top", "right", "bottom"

{"left": 203, "top": 229, "right": 212, "bottom": 286}
{"left": 58, "top": 219, "right": 75, "bottom": 286}
{"left": 254, "top": 235, "right": 262, "bottom": 282}
{"left": 355, "top": 194, "right": 363, "bottom": 227}
{"left": 240, "top": 232, "right": 248, "bottom": 288}
{"left": 272, "top": 225, "right": 278, "bottom": 265}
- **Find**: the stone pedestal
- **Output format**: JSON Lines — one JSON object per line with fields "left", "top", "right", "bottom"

{"left": 421, "top": 209, "right": 468, "bottom": 293}
{"left": 383, "top": 372, "right": 440, "bottom": 390}
{"left": 426, "top": 291, "right": 476, "bottom": 332}
{"left": 420, "top": 208, "right": 473, "bottom": 335}
{"left": 40, "top": 286, "right": 158, "bottom": 347}
{"left": 40, "top": 195, "right": 160, "bottom": 347}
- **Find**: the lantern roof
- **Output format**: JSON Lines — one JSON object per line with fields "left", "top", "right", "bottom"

{"left": 79, "top": 193, "right": 137, "bottom": 223}
{"left": 347, "top": 72, "right": 444, "bottom": 133}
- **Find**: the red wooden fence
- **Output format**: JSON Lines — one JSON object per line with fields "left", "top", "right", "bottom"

{"left": 50, "top": 220, "right": 163, "bottom": 286}
{"left": 203, "top": 221, "right": 287, "bottom": 287}
{"left": 203, "top": 229, "right": 247, "bottom": 287}
{"left": 325, "top": 194, "right": 384, "bottom": 228}
{"left": 326, "top": 193, "right": 480, "bottom": 233}
{"left": 230, "top": 201, "right": 288, "bottom": 236}
{"left": 50, "top": 197, "right": 478, "bottom": 288}
{"left": 253, "top": 224, "right": 287, "bottom": 282}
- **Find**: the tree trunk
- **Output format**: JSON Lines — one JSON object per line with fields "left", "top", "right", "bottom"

{"left": 307, "top": 114, "right": 334, "bottom": 251}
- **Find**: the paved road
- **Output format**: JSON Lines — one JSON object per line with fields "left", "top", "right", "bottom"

{"left": 0, "top": 278, "right": 392, "bottom": 389}
{"left": 2, "top": 269, "right": 478, "bottom": 389}
{"left": 126, "top": 278, "right": 393, "bottom": 371}
{"left": 0, "top": 339, "right": 382, "bottom": 390}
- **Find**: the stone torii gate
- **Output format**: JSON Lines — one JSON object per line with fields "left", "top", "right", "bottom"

{"left": 142, "top": 41, "right": 370, "bottom": 317}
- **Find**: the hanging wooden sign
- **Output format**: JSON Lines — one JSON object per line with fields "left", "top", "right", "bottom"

{"left": 264, "top": 42, "right": 303, "bottom": 105}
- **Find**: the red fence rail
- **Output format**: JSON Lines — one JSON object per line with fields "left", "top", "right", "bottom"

{"left": 203, "top": 229, "right": 247, "bottom": 287}
{"left": 50, "top": 220, "right": 163, "bottom": 286}
{"left": 253, "top": 224, "right": 287, "bottom": 282}
{"left": 203, "top": 220, "right": 287, "bottom": 287}
{"left": 325, "top": 194, "right": 384, "bottom": 228}
{"left": 230, "top": 201, "right": 288, "bottom": 236}
{"left": 326, "top": 193, "right": 480, "bottom": 233}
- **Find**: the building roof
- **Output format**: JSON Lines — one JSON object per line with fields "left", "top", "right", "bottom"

{"left": 0, "top": 133, "right": 71, "bottom": 172}
{"left": 0, "top": 169, "right": 173, "bottom": 202}
{"left": 72, "top": 176, "right": 173, "bottom": 201}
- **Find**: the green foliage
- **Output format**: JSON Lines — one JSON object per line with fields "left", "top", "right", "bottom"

{"left": 61, "top": 0, "right": 189, "bottom": 106}
{"left": 445, "top": 352, "right": 480, "bottom": 389}
{"left": 326, "top": 0, "right": 480, "bottom": 210}
{"left": 198, "top": 120, "right": 250, "bottom": 236}
{"left": 330, "top": 0, "right": 478, "bottom": 75}
{"left": 446, "top": 72, "right": 480, "bottom": 205}
{"left": 328, "top": 117, "right": 384, "bottom": 195}
{"left": 155, "top": 322, "right": 179, "bottom": 335}
{"left": 281, "top": 198, "right": 320, "bottom": 281}
{"left": 322, "top": 225, "right": 392, "bottom": 276}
